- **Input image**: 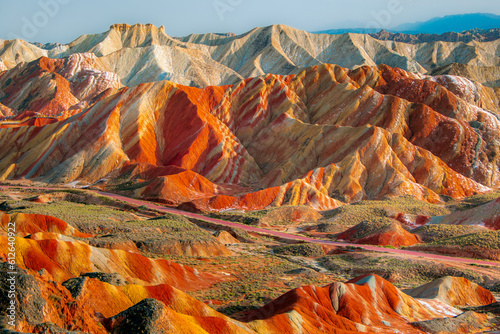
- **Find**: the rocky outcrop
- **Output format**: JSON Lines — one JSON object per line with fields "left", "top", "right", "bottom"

{"left": 0, "top": 263, "right": 250, "bottom": 334}
{"left": 0, "top": 63, "right": 498, "bottom": 211}
{"left": 0, "top": 234, "right": 218, "bottom": 288}
{"left": 0, "top": 259, "right": 496, "bottom": 333}
{"left": 1, "top": 24, "right": 500, "bottom": 88}
{"left": 0, "top": 55, "right": 120, "bottom": 126}
{"left": 0, "top": 263, "right": 106, "bottom": 333}
{"left": 338, "top": 220, "right": 421, "bottom": 247}
{"left": 104, "top": 297, "right": 255, "bottom": 334}
{"left": 243, "top": 274, "right": 486, "bottom": 334}
{"left": 214, "top": 230, "right": 240, "bottom": 244}
{"left": 406, "top": 276, "right": 496, "bottom": 307}
{"left": 431, "top": 196, "right": 500, "bottom": 230}
{"left": 411, "top": 311, "right": 489, "bottom": 334}
{"left": 0, "top": 212, "right": 92, "bottom": 238}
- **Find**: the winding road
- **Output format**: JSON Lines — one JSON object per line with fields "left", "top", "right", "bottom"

{"left": 2, "top": 185, "right": 500, "bottom": 268}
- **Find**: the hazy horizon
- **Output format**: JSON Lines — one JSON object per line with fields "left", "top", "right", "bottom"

{"left": 1, "top": 0, "right": 500, "bottom": 43}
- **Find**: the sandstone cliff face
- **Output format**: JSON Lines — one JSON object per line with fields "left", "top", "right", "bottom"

{"left": 1, "top": 200, "right": 497, "bottom": 333}
{"left": 0, "top": 59, "right": 7, "bottom": 72}
{"left": 243, "top": 274, "right": 487, "bottom": 334}
{"left": 1, "top": 24, "right": 500, "bottom": 88}
{"left": 0, "top": 54, "right": 120, "bottom": 128}
{"left": 337, "top": 220, "right": 421, "bottom": 247}
{"left": 0, "top": 60, "right": 498, "bottom": 211}
{"left": 0, "top": 212, "right": 91, "bottom": 238}
{"left": 406, "top": 276, "right": 496, "bottom": 307}
{"left": 5, "top": 262, "right": 492, "bottom": 334}
{"left": 0, "top": 211, "right": 245, "bottom": 333}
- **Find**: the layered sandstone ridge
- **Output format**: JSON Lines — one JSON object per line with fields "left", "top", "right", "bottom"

{"left": 0, "top": 54, "right": 120, "bottom": 124}
{"left": 1, "top": 23, "right": 500, "bottom": 88}
{"left": 1, "top": 212, "right": 496, "bottom": 334}
{"left": 0, "top": 58, "right": 499, "bottom": 211}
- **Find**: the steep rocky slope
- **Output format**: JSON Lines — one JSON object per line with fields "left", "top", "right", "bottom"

{"left": 0, "top": 234, "right": 219, "bottom": 288}
{"left": 2, "top": 24, "right": 500, "bottom": 88}
{"left": 0, "top": 54, "right": 120, "bottom": 126}
{"left": 243, "top": 274, "right": 492, "bottom": 334}
{"left": 406, "top": 276, "right": 496, "bottom": 307}
{"left": 431, "top": 62, "right": 500, "bottom": 98}
{"left": 1, "top": 192, "right": 498, "bottom": 333}
{"left": 1, "top": 58, "right": 499, "bottom": 211}
{"left": 5, "top": 261, "right": 495, "bottom": 334}
{"left": 0, "top": 212, "right": 91, "bottom": 237}
{"left": 431, "top": 196, "right": 500, "bottom": 230}
{"left": 337, "top": 220, "right": 421, "bottom": 247}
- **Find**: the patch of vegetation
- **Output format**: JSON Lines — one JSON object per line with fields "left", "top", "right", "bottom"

{"left": 273, "top": 243, "right": 325, "bottom": 257}
{"left": 318, "top": 253, "right": 483, "bottom": 286}
{"left": 124, "top": 215, "right": 215, "bottom": 242}
{"left": 12, "top": 201, "right": 136, "bottom": 231}
{"left": 257, "top": 205, "right": 322, "bottom": 226}
{"left": 431, "top": 231, "right": 500, "bottom": 250}
{"left": 39, "top": 190, "right": 149, "bottom": 214}
{"left": 412, "top": 224, "right": 485, "bottom": 243}
{"left": 315, "top": 223, "right": 339, "bottom": 233}
{"left": 188, "top": 218, "right": 258, "bottom": 243}
{"left": 208, "top": 205, "right": 320, "bottom": 226}
{"left": 171, "top": 252, "right": 331, "bottom": 317}
{"left": 446, "top": 191, "right": 500, "bottom": 211}
{"left": 87, "top": 213, "right": 224, "bottom": 257}
{"left": 146, "top": 212, "right": 194, "bottom": 227}
{"left": 320, "top": 195, "right": 449, "bottom": 230}
{"left": 207, "top": 209, "right": 272, "bottom": 225}
{"left": 322, "top": 205, "right": 386, "bottom": 222}
{"left": 109, "top": 180, "right": 152, "bottom": 192}
{"left": 48, "top": 189, "right": 84, "bottom": 195}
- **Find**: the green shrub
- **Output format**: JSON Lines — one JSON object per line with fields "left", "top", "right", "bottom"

{"left": 273, "top": 243, "right": 325, "bottom": 257}
{"left": 432, "top": 231, "right": 500, "bottom": 250}
{"left": 412, "top": 224, "right": 484, "bottom": 243}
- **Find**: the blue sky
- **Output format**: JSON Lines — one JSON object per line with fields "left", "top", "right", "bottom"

{"left": 1, "top": 0, "right": 500, "bottom": 43}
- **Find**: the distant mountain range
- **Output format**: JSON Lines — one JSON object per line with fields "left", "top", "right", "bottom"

{"left": 370, "top": 28, "right": 500, "bottom": 44}
{"left": 2, "top": 23, "right": 500, "bottom": 90}
{"left": 393, "top": 13, "right": 500, "bottom": 34}
{"left": 315, "top": 13, "right": 500, "bottom": 35}
{"left": 314, "top": 28, "right": 380, "bottom": 34}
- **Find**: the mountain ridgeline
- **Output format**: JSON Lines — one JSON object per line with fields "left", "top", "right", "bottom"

{"left": 1, "top": 23, "right": 500, "bottom": 88}
{"left": 0, "top": 23, "right": 500, "bottom": 211}
{"left": 316, "top": 13, "right": 500, "bottom": 36}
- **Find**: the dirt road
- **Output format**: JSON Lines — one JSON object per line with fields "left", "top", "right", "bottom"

{"left": 2, "top": 185, "right": 499, "bottom": 267}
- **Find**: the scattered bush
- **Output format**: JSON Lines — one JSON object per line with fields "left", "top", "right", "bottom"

{"left": 273, "top": 243, "right": 325, "bottom": 257}
{"left": 412, "top": 224, "right": 485, "bottom": 243}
